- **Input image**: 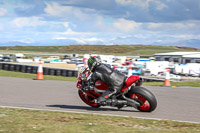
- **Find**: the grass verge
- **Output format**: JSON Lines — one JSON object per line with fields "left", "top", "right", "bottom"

{"left": 0, "top": 107, "right": 200, "bottom": 133}
{"left": 0, "top": 70, "right": 77, "bottom": 81}
{"left": 143, "top": 81, "right": 200, "bottom": 87}
{"left": 1, "top": 70, "right": 200, "bottom": 87}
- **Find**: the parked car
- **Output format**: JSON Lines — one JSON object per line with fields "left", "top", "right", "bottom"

{"left": 64, "top": 55, "right": 70, "bottom": 59}
{"left": 69, "top": 58, "right": 83, "bottom": 65}
{"left": 157, "top": 72, "right": 181, "bottom": 80}
{"left": 0, "top": 56, "right": 11, "bottom": 62}
{"left": 47, "top": 56, "right": 61, "bottom": 62}
{"left": 63, "top": 59, "right": 71, "bottom": 63}
{"left": 33, "top": 56, "right": 42, "bottom": 62}
{"left": 40, "top": 56, "right": 61, "bottom": 63}
{"left": 0, "top": 54, "right": 3, "bottom": 61}
{"left": 116, "top": 66, "right": 128, "bottom": 74}
{"left": 131, "top": 67, "right": 143, "bottom": 75}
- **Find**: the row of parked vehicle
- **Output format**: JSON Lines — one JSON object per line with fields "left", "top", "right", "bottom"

{"left": 1, "top": 53, "right": 198, "bottom": 80}
{"left": 0, "top": 54, "right": 12, "bottom": 62}
{"left": 0, "top": 53, "right": 85, "bottom": 64}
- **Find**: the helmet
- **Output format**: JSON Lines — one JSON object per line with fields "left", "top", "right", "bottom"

{"left": 96, "top": 56, "right": 101, "bottom": 63}
{"left": 88, "top": 56, "right": 99, "bottom": 72}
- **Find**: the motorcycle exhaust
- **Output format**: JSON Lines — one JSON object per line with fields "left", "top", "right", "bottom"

{"left": 105, "top": 99, "right": 127, "bottom": 106}
{"left": 135, "top": 78, "right": 143, "bottom": 86}
{"left": 122, "top": 95, "right": 140, "bottom": 109}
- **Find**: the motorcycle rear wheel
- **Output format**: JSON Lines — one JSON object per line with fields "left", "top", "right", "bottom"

{"left": 127, "top": 86, "right": 157, "bottom": 112}
{"left": 78, "top": 90, "right": 100, "bottom": 108}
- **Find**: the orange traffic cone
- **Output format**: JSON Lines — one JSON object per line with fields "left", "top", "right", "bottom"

{"left": 163, "top": 67, "right": 171, "bottom": 86}
{"left": 36, "top": 60, "right": 44, "bottom": 80}
{"left": 128, "top": 65, "right": 132, "bottom": 77}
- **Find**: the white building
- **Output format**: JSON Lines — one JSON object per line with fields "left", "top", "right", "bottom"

{"left": 154, "top": 52, "right": 200, "bottom": 64}
{"left": 145, "top": 61, "right": 170, "bottom": 75}
{"left": 183, "top": 54, "right": 200, "bottom": 64}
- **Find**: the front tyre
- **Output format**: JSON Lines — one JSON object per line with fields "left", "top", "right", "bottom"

{"left": 127, "top": 86, "right": 157, "bottom": 112}
{"left": 78, "top": 90, "right": 100, "bottom": 108}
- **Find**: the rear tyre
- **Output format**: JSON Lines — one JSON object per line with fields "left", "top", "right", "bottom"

{"left": 78, "top": 90, "right": 100, "bottom": 108}
{"left": 127, "top": 86, "right": 157, "bottom": 112}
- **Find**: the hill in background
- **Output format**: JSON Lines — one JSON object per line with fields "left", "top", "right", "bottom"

{"left": 0, "top": 45, "right": 199, "bottom": 57}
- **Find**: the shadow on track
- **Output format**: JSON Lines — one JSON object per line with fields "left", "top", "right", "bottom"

{"left": 46, "top": 104, "right": 139, "bottom": 112}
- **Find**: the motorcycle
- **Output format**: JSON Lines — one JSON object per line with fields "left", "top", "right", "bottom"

{"left": 76, "top": 67, "right": 157, "bottom": 112}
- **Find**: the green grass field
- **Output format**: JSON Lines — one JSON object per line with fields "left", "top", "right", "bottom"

{"left": 1, "top": 45, "right": 200, "bottom": 57}
{"left": 0, "top": 107, "right": 199, "bottom": 133}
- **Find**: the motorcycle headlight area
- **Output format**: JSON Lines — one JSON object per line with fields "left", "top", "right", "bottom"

{"left": 81, "top": 73, "right": 87, "bottom": 80}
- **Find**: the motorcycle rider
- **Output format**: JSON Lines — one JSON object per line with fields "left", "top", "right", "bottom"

{"left": 87, "top": 56, "right": 127, "bottom": 106}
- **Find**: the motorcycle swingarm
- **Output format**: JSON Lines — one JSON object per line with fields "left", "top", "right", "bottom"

{"left": 121, "top": 95, "right": 141, "bottom": 109}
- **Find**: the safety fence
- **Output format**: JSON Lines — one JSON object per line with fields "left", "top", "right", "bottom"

{"left": 0, "top": 63, "right": 78, "bottom": 77}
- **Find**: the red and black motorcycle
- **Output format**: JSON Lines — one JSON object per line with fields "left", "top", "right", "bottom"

{"left": 77, "top": 67, "right": 157, "bottom": 112}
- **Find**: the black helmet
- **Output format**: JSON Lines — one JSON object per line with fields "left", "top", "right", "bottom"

{"left": 88, "top": 56, "right": 99, "bottom": 72}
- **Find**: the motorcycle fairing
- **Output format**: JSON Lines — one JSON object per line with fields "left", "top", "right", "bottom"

{"left": 95, "top": 80, "right": 109, "bottom": 90}
{"left": 121, "top": 75, "right": 140, "bottom": 92}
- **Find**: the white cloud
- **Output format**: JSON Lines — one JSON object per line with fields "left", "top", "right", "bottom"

{"left": 73, "top": 8, "right": 90, "bottom": 21}
{"left": 12, "top": 16, "right": 72, "bottom": 33}
{"left": 115, "top": 0, "right": 167, "bottom": 10}
{"left": 68, "top": 38, "right": 86, "bottom": 44}
{"left": 113, "top": 18, "right": 141, "bottom": 32}
{"left": 14, "top": 38, "right": 34, "bottom": 43}
{"left": 59, "top": 28, "right": 77, "bottom": 35}
{"left": 155, "top": 40, "right": 163, "bottom": 42}
{"left": 12, "top": 17, "right": 46, "bottom": 27}
{"left": 54, "top": 37, "right": 68, "bottom": 40}
{"left": 116, "top": 0, "right": 152, "bottom": 8}
{"left": 153, "top": 1, "right": 167, "bottom": 10}
{"left": 63, "top": 22, "right": 69, "bottom": 28}
{"left": 44, "top": 2, "right": 91, "bottom": 21}
{"left": 120, "top": 35, "right": 132, "bottom": 39}
{"left": 59, "top": 28, "right": 94, "bottom": 36}
{"left": 83, "top": 37, "right": 104, "bottom": 42}
{"left": 54, "top": 37, "right": 104, "bottom": 44}
{"left": 95, "top": 16, "right": 104, "bottom": 26}
{"left": 0, "top": 8, "right": 7, "bottom": 16}
{"left": 146, "top": 20, "right": 200, "bottom": 31}
{"left": 173, "top": 34, "right": 200, "bottom": 40}
{"left": 44, "top": 2, "right": 72, "bottom": 17}
{"left": 147, "top": 23, "right": 161, "bottom": 29}
{"left": 52, "top": 36, "right": 86, "bottom": 44}
{"left": 115, "top": 0, "right": 131, "bottom": 5}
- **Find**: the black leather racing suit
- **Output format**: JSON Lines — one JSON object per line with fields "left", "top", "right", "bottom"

{"left": 90, "top": 63, "right": 126, "bottom": 104}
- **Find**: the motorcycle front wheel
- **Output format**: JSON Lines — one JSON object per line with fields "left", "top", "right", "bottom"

{"left": 127, "top": 86, "right": 157, "bottom": 112}
{"left": 78, "top": 90, "right": 100, "bottom": 108}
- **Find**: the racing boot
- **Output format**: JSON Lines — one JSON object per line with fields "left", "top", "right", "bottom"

{"left": 97, "top": 89, "right": 117, "bottom": 106}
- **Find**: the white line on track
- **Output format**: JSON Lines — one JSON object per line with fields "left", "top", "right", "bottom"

{"left": 1, "top": 105, "right": 199, "bottom": 124}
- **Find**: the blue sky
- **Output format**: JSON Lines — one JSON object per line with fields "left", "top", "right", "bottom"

{"left": 0, "top": 0, "right": 200, "bottom": 46}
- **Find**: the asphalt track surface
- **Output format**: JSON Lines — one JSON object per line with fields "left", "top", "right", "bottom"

{"left": 0, "top": 77, "right": 200, "bottom": 123}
